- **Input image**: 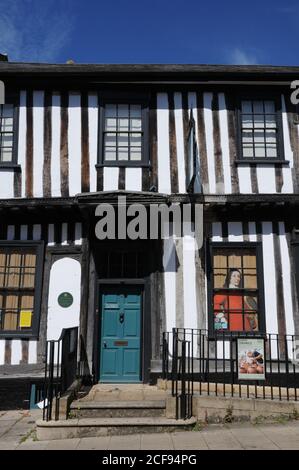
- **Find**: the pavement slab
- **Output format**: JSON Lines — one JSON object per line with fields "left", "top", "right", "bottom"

{"left": 45, "top": 438, "right": 81, "bottom": 450}
{"left": 140, "top": 433, "right": 174, "bottom": 450}
{"left": 76, "top": 436, "right": 111, "bottom": 450}
{"left": 258, "top": 424, "right": 299, "bottom": 449}
{"left": 0, "top": 441, "right": 19, "bottom": 450}
{"left": 200, "top": 428, "right": 244, "bottom": 450}
{"left": 0, "top": 419, "right": 19, "bottom": 435}
{"left": 171, "top": 431, "right": 209, "bottom": 450}
{"left": 17, "top": 440, "right": 50, "bottom": 450}
{"left": 228, "top": 425, "right": 280, "bottom": 450}
{"left": 109, "top": 434, "right": 141, "bottom": 450}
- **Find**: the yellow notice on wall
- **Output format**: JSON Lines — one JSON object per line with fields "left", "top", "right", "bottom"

{"left": 20, "top": 311, "right": 32, "bottom": 328}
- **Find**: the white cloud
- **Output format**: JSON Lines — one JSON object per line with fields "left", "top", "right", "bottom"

{"left": 0, "top": 0, "right": 74, "bottom": 62}
{"left": 229, "top": 48, "right": 259, "bottom": 66}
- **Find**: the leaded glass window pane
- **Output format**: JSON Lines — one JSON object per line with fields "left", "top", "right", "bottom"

{"left": 240, "top": 99, "right": 279, "bottom": 159}
{"left": 103, "top": 104, "right": 143, "bottom": 162}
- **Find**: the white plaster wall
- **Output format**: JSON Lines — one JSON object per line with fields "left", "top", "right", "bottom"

{"left": 47, "top": 258, "right": 81, "bottom": 340}
{"left": 68, "top": 93, "right": 82, "bottom": 196}
{"left": 157, "top": 93, "right": 171, "bottom": 194}
{"left": 0, "top": 171, "right": 14, "bottom": 198}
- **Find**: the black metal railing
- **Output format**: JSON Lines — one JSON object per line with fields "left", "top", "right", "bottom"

{"left": 77, "top": 334, "right": 92, "bottom": 385}
{"left": 170, "top": 330, "right": 193, "bottom": 420}
{"left": 43, "top": 327, "right": 79, "bottom": 421}
{"left": 162, "top": 328, "right": 299, "bottom": 419}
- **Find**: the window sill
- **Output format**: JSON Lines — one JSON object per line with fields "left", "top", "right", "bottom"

{"left": 0, "top": 163, "right": 21, "bottom": 171}
{"left": 0, "top": 332, "right": 38, "bottom": 339}
{"left": 235, "top": 159, "right": 289, "bottom": 166}
{"left": 96, "top": 163, "right": 151, "bottom": 169}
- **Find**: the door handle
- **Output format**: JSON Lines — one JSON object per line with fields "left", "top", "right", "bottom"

{"left": 119, "top": 313, "right": 124, "bottom": 324}
{"left": 103, "top": 341, "right": 107, "bottom": 348}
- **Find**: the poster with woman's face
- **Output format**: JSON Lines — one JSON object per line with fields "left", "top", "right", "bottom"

{"left": 213, "top": 250, "right": 259, "bottom": 332}
{"left": 237, "top": 338, "right": 265, "bottom": 380}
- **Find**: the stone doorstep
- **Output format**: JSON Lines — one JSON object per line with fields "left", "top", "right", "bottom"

{"left": 36, "top": 417, "right": 197, "bottom": 441}
{"left": 70, "top": 400, "right": 167, "bottom": 418}
{"left": 70, "top": 400, "right": 166, "bottom": 409}
{"left": 88, "top": 384, "right": 160, "bottom": 392}
{"left": 83, "top": 391, "right": 168, "bottom": 402}
{"left": 37, "top": 417, "right": 196, "bottom": 427}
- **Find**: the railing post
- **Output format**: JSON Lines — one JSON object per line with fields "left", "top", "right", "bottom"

{"left": 43, "top": 342, "right": 49, "bottom": 421}
{"left": 47, "top": 341, "right": 55, "bottom": 421}
{"left": 172, "top": 329, "right": 178, "bottom": 397}
{"left": 162, "top": 332, "right": 167, "bottom": 380}
{"left": 42, "top": 327, "right": 80, "bottom": 422}
{"left": 180, "top": 340, "right": 186, "bottom": 419}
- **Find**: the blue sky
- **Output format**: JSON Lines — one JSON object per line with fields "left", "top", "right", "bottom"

{"left": 0, "top": 0, "right": 298, "bottom": 65}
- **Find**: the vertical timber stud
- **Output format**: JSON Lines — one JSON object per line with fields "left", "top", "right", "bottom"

{"left": 142, "top": 167, "right": 150, "bottom": 191}
{"left": 118, "top": 167, "right": 125, "bottom": 190}
{"left": 226, "top": 94, "right": 240, "bottom": 194}
{"left": 273, "top": 221, "right": 287, "bottom": 356}
{"left": 4, "top": 340, "right": 12, "bottom": 365}
{"left": 37, "top": 247, "right": 52, "bottom": 362}
{"left": 149, "top": 93, "right": 158, "bottom": 191}
{"left": 212, "top": 93, "right": 225, "bottom": 194}
{"left": 286, "top": 96, "right": 299, "bottom": 192}
{"left": 287, "top": 229, "right": 299, "bottom": 336}
{"left": 14, "top": 169, "right": 22, "bottom": 198}
{"left": 43, "top": 91, "right": 52, "bottom": 197}
{"left": 60, "top": 92, "right": 69, "bottom": 197}
{"left": 81, "top": 91, "right": 90, "bottom": 193}
{"left": 96, "top": 167, "right": 103, "bottom": 192}
{"left": 275, "top": 166, "right": 283, "bottom": 193}
{"left": 196, "top": 91, "right": 209, "bottom": 193}
{"left": 182, "top": 92, "right": 189, "bottom": 191}
{"left": 21, "top": 340, "right": 29, "bottom": 364}
{"left": 80, "top": 231, "right": 90, "bottom": 362}
{"left": 168, "top": 92, "right": 179, "bottom": 194}
{"left": 14, "top": 91, "right": 22, "bottom": 197}
{"left": 26, "top": 90, "right": 33, "bottom": 198}
{"left": 250, "top": 164, "right": 259, "bottom": 193}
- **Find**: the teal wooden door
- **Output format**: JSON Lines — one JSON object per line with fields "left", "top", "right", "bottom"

{"left": 100, "top": 286, "right": 142, "bottom": 382}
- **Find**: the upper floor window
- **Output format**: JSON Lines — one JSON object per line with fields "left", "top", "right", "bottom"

{"left": 0, "top": 242, "right": 44, "bottom": 338}
{"left": 98, "top": 95, "right": 149, "bottom": 167}
{"left": 0, "top": 104, "right": 15, "bottom": 164}
{"left": 104, "top": 104, "right": 142, "bottom": 162}
{"left": 239, "top": 98, "right": 284, "bottom": 161}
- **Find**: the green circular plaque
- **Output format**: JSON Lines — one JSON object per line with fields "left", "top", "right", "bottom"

{"left": 58, "top": 292, "right": 73, "bottom": 308}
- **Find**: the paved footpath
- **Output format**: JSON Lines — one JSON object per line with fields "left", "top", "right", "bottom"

{"left": 1, "top": 409, "right": 299, "bottom": 450}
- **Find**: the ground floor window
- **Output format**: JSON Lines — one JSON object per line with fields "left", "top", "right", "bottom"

{"left": 210, "top": 243, "right": 264, "bottom": 333}
{"left": 0, "top": 242, "right": 43, "bottom": 336}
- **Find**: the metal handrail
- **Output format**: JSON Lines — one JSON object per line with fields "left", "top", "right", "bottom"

{"left": 42, "top": 327, "right": 79, "bottom": 421}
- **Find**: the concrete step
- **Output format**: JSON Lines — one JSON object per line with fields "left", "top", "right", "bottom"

{"left": 80, "top": 384, "right": 168, "bottom": 402}
{"left": 36, "top": 416, "right": 197, "bottom": 440}
{"left": 70, "top": 400, "right": 166, "bottom": 418}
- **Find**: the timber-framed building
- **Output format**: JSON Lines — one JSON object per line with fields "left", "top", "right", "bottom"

{"left": 0, "top": 61, "right": 299, "bottom": 408}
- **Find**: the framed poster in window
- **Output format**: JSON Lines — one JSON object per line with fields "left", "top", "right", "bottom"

{"left": 211, "top": 244, "right": 265, "bottom": 334}
{"left": 237, "top": 337, "right": 265, "bottom": 380}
